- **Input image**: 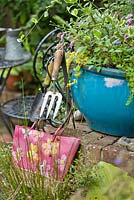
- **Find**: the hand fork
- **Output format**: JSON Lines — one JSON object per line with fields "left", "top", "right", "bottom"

{"left": 40, "top": 42, "right": 64, "bottom": 120}
{"left": 40, "top": 90, "right": 62, "bottom": 119}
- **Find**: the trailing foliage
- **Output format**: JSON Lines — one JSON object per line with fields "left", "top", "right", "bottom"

{"left": 62, "top": 2, "right": 134, "bottom": 104}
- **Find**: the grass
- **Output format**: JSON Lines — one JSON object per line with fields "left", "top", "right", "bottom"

{"left": 0, "top": 143, "right": 91, "bottom": 200}
{"left": 1, "top": 142, "right": 134, "bottom": 200}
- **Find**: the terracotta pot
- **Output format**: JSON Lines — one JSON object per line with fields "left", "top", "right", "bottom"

{"left": 6, "top": 71, "right": 32, "bottom": 91}
{"left": 6, "top": 74, "right": 22, "bottom": 91}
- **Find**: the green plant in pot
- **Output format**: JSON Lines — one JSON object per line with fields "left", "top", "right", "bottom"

{"left": 62, "top": 1, "right": 134, "bottom": 136}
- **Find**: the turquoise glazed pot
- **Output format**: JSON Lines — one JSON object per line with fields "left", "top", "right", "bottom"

{"left": 71, "top": 67, "right": 134, "bottom": 137}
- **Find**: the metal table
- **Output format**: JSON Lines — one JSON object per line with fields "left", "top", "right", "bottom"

{"left": 0, "top": 47, "right": 31, "bottom": 94}
{"left": 0, "top": 47, "right": 31, "bottom": 135}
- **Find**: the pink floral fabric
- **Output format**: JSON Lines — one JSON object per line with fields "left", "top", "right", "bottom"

{"left": 12, "top": 125, "right": 81, "bottom": 179}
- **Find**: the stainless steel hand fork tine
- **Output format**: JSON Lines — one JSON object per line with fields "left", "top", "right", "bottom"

{"left": 52, "top": 92, "right": 62, "bottom": 119}
{"left": 46, "top": 92, "right": 62, "bottom": 119}
{"left": 40, "top": 91, "right": 62, "bottom": 119}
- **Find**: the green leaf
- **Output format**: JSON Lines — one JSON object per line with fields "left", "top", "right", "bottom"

{"left": 66, "top": 6, "right": 71, "bottom": 13}
{"left": 104, "top": 3, "right": 109, "bottom": 8}
{"left": 31, "top": 17, "right": 38, "bottom": 24}
{"left": 86, "top": 186, "right": 106, "bottom": 200}
{"left": 97, "top": 66, "right": 102, "bottom": 72}
{"left": 94, "top": 47, "right": 101, "bottom": 53}
{"left": 77, "top": 46, "right": 87, "bottom": 53}
{"left": 74, "top": 71, "right": 82, "bottom": 77}
{"left": 114, "top": 49, "right": 122, "bottom": 53}
{"left": 84, "top": 35, "right": 91, "bottom": 41}
{"left": 88, "top": 65, "right": 94, "bottom": 70}
{"left": 87, "top": 162, "right": 134, "bottom": 199}
{"left": 103, "top": 58, "right": 109, "bottom": 65}
{"left": 44, "top": 11, "right": 49, "bottom": 18}
{"left": 17, "top": 34, "right": 25, "bottom": 43}
{"left": 52, "top": 15, "right": 66, "bottom": 25}
{"left": 74, "top": 65, "right": 81, "bottom": 71}
{"left": 93, "top": 29, "right": 102, "bottom": 38}
{"left": 71, "top": 8, "right": 78, "bottom": 17}
{"left": 64, "top": 0, "right": 78, "bottom": 3}
{"left": 106, "top": 16, "right": 113, "bottom": 23}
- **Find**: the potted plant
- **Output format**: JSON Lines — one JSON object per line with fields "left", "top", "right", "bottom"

{"left": 62, "top": 2, "right": 134, "bottom": 136}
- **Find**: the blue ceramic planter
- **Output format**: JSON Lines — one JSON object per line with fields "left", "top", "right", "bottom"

{"left": 71, "top": 67, "right": 134, "bottom": 137}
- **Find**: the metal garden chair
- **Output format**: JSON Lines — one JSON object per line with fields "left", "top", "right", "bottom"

{"left": 1, "top": 29, "right": 72, "bottom": 136}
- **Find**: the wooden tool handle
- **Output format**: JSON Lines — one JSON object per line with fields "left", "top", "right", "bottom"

{"left": 43, "top": 60, "right": 54, "bottom": 86}
{"left": 52, "top": 48, "right": 64, "bottom": 80}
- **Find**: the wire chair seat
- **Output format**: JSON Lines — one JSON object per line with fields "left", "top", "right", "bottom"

{"left": 1, "top": 96, "right": 35, "bottom": 119}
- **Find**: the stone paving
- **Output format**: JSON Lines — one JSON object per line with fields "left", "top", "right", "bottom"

{"left": 64, "top": 122, "right": 134, "bottom": 177}
{"left": 0, "top": 88, "right": 134, "bottom": 177}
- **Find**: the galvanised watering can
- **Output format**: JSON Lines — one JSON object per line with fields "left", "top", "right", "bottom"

{"left": 5, "top": 28, "right": 25, "bottom": 61}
